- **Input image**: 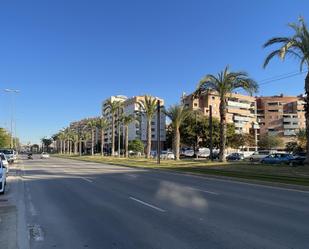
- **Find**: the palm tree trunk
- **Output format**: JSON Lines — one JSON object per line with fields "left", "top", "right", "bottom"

{"left": 219, "top": 98, "right": 227, "bottom": 162}
{"left": 63, "top": 140, "right": 66, "bottom": 154}
{"left": 79, "top": 140, "right": 82, "bottom": 156}
{"left": 91, "top": 128, "right": 94, "bottom": 156}
{"left": 101, "top": 128, "right": 104, "bottom": 156}
{"left": 125, "top": 125, "right": 129, "bottom": 158}
{"left": 60, "top": 140, "right": 63, "bottom": 154}
{"left": 74, "top": 141, "right": 78, "bottom": 154}
{"left": 69, "top": 141, "right": 71, "bottom": 155}
{"left": 146, "top": 119, "right": 151, "bottom": 158}
{"left": 111, "top": 115, "right": 115, "bottom": 156}
{"left": 304, "top": 72, "right": 309, "bottom": 165}
{"left": 174, "top": 127, "right": 180, "bottom": 160}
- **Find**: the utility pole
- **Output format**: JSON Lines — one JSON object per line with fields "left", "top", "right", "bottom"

{"left": 209, "top": 105, "right": 213, "bottom": 161}
{"left": 157, "top": 100, "right": 161, "bottom": 165}
{"left": 4, "top": 89, "right": 19, "bottom": 149}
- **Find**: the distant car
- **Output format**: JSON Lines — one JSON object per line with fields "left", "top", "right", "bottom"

{"left": 288, "top": 152, "right": 306, "bottom": 166}
{"left": 261, "top": 153, "right": 294, "bottom": 164}
{"left": 0, "top": 149, "right": 16, "bottom": 163}
{"left": 0, "top": 153, "right": 9, "bottom": 173}
{"left": 160, "top": 151, "right": 175, "bottom": 160}
{"left": 0, "top": 160, "right": 7, "bottom": 194}
{"left": 226, "top": 153, "right": 244, "bottom": 161}
{"left": 249, "top": 150, "right": 273, "bottom": 161}
{"left": 41, "top": 152, "right": 50, "bottom": 159}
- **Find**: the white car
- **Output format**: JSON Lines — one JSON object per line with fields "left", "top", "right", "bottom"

{"left": 0, "top": 160, "right": 7, "bottom": 194}
{"left": 248, "top": 150, "right": 275, "bottom": 161}
{"left": 160, "top": 151, "right": 175, "bottom": 160}
{"left": 0, "top": 153, "right": 9, "bottom": 173}
{"left": 41, "top": 152, "right": 50, "bottom": 159}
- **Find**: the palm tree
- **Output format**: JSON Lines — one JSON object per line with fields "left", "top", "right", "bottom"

{"left": 165, "top": 105, "right": 190, "bottom": 160}
{"left": 138, "top": 95, "right": 158, "bottom": 158}
{"left": 263, "top": 17, "right": 309, "bottom": 163}
{"left": 121, "top": 114, "right": 136, "bottom": 157}
{"left": 104, "top": 100, "right": 122, "bottom": 156}
{"left": 71, "top": 131, "right": 79, "bottom": 154}
{"left": 195, "top": 66, "right": 258, "bottom": 161}
{"left": 96, "top": 117, "right": 109, "bottom": 156}
{"left": 80, "top": 129, "right": 91, "bottom": 155}
{"left": 87, "top": 119, "right": 97, "bottom": 156}
{"left": 58, "top": 132, "right": 66, "bottom": 154}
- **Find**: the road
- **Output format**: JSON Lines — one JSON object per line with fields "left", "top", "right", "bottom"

{"left": 14, "top": 156, "right": 309, "bottom": 249}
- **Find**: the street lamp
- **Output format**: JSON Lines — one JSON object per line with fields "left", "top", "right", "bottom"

{"left": 3, "top": 88, "right": 20, "bottom": 149}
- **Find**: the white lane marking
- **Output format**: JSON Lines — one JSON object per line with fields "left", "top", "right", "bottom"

{"left": 189, "top": 187, "right": 219, "bottom": 195}
{"left": 80, "top": 177, "right": 93, "bottom": 183}
{"left": 129, "top": 197, "right": 166, "bottom": 212}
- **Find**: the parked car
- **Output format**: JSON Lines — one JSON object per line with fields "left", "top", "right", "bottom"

{"left": 288, "top": 152, "right": 306, "bottom": 166}
{"left": 0, "top": 153, "right": 9, "bottom": 173}
{"left": 160, "top": 151, "right": 175, "bottom": 160}
{"left": 261, "top": 153, "right": 294, "bottom": 164}
{"left": 226, "top": 153, "right": 244, "bottom": 161}
{"left": 41, "top": 152, "right": 50, "bottom": 159}
{"left": 0, "top": 160, "right": 7, "bottom": 194}
{"left": 249, "top": 150, "right": 274, "bottom": 161}
{"left": 0, "top": 149, "right": 16, "bottom": 163}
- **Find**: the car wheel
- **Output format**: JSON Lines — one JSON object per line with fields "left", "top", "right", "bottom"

{"left": 249, "top": 158, "right": 253, "bottom": 161}
{"left": 0, "top": 185, "right": 5, "bottom": 195}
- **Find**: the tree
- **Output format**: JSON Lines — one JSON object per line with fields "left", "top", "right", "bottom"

{"left": 296, "top": 128, "right": 306, "bottom": 150}
{"left": 138, "top": 95, "right": 157, "bottom": 158}
{"left": 229, "top": 133, "right": 255, "bottom": 149}
{"left": 121, "top": 114, "right": 136, "bottom": 157}
{"left": 263, "top": 17, "right": 309, "bottom": 162}
{"left": 195, "top": 66, "right": 258, "bottom": 161}
{"left": 58, "top": 132, "right": 66, "bottom": 154}
{"left": 180, "top": 114, "right": 235, "bottom": 150}
{"left": 87, "top": 119, "right": 98, "bottom": 156}
{"left": 0, "top": 128, "right": 11, "bottom": 148}
{"left": 96, "top": 117, "right": 109, "bottom": 156}
{"left": 128, "top": 139, "right": 144, "bottom": 154}
{"left": 41, "top": 137, "right": 53, "bottom": 152}
{"left": 258, "top": 134, "right": 284, "bottom": 150}
{"left": 80, "top": 130, "right": 91, "bottom": 155}
{"left": 104, "top": 100, "right": 122, "bottom": 156}
{"left": 165, "top": 104, "right": 190, "bottom": 160}
{"left": 71, "top": 131, "right": 79, "bottom": 154}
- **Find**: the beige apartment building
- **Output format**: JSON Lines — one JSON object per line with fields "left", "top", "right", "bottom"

{"left": 102, "top": 95, "right": 166, "bottom": 151}
{"left": 182, "top": 91, "right": 259, "bottom": 136}
{"left": 256, "top": 94, "right": 305, "bottom": 144}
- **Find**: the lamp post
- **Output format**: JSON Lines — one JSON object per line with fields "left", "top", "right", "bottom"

{"left": 4, "top": 89, "right": 20, "bottom": 149}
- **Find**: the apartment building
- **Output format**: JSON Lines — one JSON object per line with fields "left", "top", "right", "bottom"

{"left": 256, "top": 94, "right": 305, "bottom": 144}
{"left": 102, "top": 95, "right": 166, "bottom": 151}
{"left": 182, "top": 91, "right": 259, "bottom": 135}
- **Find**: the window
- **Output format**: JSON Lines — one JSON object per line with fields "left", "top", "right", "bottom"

{"left": 194, "top": 103, "right": 198, "bottom": 107}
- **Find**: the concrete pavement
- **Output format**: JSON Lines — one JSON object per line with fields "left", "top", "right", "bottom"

{"left": 9, "top": 156, "right": 309, "bottom": 248}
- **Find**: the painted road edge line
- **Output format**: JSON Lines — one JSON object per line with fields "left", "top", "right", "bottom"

{"left": 189, "top": 187, "right": 219, "bottom": 195}
{"left": 129, "top": 197, "right": 166, "bottom": 212}
{"left": 81, "top": 177, "right": 93, "bottom": 183}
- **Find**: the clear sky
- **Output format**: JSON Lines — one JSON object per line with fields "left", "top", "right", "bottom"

{"left": 0, "top": 0, "right": 308, "bottom": 144}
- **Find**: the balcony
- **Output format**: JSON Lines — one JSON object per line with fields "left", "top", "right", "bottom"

{"left": 227, "top": 101, "right": 251, "bottom": 109}
{"left": 234, "top": 115, "right": 250, "bottom": 122}
{"left": 283, "top": 117, "right": 299, "bottom": 123}
{"left": 283, "top": 124, "right": 298, "bottom": 129}
{"left": 284, "top": 130, "right": 296, "bottom": 136}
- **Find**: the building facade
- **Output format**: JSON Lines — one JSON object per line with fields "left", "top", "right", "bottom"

{"left": 182, "top": 91, "right": 259, "bottom": 134}
{"left": 256, "top": 94, "right": 305, "bottom": 144}
{"left": 102, "top": 95, "right": 166, "bottom": 151}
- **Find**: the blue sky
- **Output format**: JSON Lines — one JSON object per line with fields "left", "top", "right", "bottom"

{"left": 0, "top": 0, "right": 308, "bottom": 144}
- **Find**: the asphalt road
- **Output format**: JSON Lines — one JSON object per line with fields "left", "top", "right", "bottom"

{"left": 17, "top": 156, "right": 309, "bottom": 249}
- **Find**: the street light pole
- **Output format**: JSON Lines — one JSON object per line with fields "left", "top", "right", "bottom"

{"left": 157, "top": 100, "right": 161, "bottom": 165}
{"left": 4, "top": 89, "right": 20, "bottom": 149}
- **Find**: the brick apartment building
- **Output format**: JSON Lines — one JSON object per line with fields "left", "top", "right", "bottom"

{"left": 256, "top": 94, "right": 305, "bottom": 144}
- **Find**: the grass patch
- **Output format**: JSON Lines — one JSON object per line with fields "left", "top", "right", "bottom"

{"left": 54, "top": 154, "right": 309, "bottom": 186}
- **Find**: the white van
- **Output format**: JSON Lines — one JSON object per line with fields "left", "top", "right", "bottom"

{"left": 0, "top": 160, "right": 7, "bottom": 194}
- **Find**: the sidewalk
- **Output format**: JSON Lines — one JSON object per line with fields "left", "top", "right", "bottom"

{"left": 0, "top": 204, "right": 17, "bottom": 249}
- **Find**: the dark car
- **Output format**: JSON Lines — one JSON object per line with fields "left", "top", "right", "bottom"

{"left": 288, "top": 152, "right": 306, "bottom": 166}
{"left": 261, "top": 153, "right": 294, "bottom": 164}
{"left": 226, "top": 153, "right": 244, "bottom": 161}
